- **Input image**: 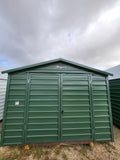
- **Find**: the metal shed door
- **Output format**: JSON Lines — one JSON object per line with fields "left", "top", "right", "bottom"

{"left": 61, "top": 74, "right": 93, "bottom": 141}
{"left": 26, "top": 73, "right": 93, "bottom": 143}
{"left": 26, "top": 73, "right": 60, "bottom": 143}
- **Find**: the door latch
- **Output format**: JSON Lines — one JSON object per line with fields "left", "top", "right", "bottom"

{"left": 61, "top": 110, "right": 64, "bottom": 114}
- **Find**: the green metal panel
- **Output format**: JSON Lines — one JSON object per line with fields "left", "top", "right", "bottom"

{"left": 25, "top": 73, "right": 93, "bottom": 143}
{"left": 106, "top": 77, "right": 114, "bottom": 141}
{"left": 1, "top": 74, "right": 27, "bottom": 146}
{"left": 109, "top": 79, "right": 120, "bottom": 128}
{"left": 92, "top": 76, "right": 113, "bottom": 141}
{"left": 61, "top": 74, "right": 93, "bottom": 141}
{"left": 26, "top": 73, "right": 60, "bottom": 143}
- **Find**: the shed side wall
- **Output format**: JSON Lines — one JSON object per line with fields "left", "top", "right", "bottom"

{"left": 109, "top": 79, "right": 120, "bottom": 128}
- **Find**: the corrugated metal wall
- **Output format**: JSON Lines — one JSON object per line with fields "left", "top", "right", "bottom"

{"left": 1, "top": 74, "right": 26, "bottom": 145}
{"left": 0, "top": 79, "right": 7, "bottom": 120}
{"left": 92, "top": 76, "right": 113, "bottom": 141}
{"left": 26, "top": 73, "right": 59, "bottom": 143}
{"left": 61, "top": 74, "right": 92, "bottom": 141}
{"left": 109, "top": 79, "right": 120, "bottom": 128}
{"left": 0, "top": 62, "right": 114, "bottom": 146}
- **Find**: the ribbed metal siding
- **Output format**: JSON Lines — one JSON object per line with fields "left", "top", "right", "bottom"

{"left": 0, "top": 79, "right": 7, "bottom": 120}
{"left": 26, "top": 74, "right": 93, "bottom": 143}
{"left": 61, "top": 74, "right": 92, "bottom": 141}
{"left": 1, "top": 74, "right": 26, "bottom": 145}
{"left": 26, "top": 73, "right": 60, "bottom": 143}
{"left": 92, "top": 76, "right": 113, "bottom": 141}
{"left": 1, "top": 72, "right": 113, "bottom": 146}
{"left": 109, "top": 79, "right": 120, "bottom": 128}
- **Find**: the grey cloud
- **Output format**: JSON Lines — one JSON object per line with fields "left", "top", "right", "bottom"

{"left": 0, "top": 0, "right": 120, "bottom": 69}
{"left": 53, "top": 0, "right": 115, "bottom": 31}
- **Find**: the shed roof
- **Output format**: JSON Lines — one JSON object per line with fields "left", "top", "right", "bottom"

{"left": 106, "top": 65, "right": 120, "bottom": 80}
{"left": 2, "top": 58, "right": 112, "bottom": 76}
{"left": 0, "top": 66, "right": 7, "bottom": 79}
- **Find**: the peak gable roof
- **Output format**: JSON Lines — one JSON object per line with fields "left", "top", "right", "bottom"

{"left": 106, "top": 64, "right": 120, "bottom": 79}
{"left": 2, "top": 58, "right": 112, "bottom": 76}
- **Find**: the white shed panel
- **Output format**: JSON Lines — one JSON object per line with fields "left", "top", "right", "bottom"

{"left": 0, "top": 67, "right": 7, "bottom": 120}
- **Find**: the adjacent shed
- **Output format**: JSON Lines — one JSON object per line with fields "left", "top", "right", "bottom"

{"left": 0, "top": 67, "right": 7, "bottom": 121}
{"left": 1, "top": 58, "right": 114, "bottom": 146}
{"left": 106, "top": 65, "right": 120, "bottom": 128}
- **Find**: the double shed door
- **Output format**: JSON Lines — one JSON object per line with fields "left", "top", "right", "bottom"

{"left": 26, "top": 73, "right": 93, "bottom": 143}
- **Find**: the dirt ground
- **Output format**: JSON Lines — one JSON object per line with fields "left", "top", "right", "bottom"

{"left": 0, "top": 123, "right": 120, "bottom": 160}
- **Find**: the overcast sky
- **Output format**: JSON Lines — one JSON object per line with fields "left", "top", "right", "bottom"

{"left": 0, "top": 0, "right": 120, "bottom": 70}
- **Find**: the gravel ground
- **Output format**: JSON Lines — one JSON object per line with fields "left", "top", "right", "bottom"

{"left": 86, "top": 125, "right": 120, "bottom": 160}
{"left": 0, "top": 123, "right": 120, "bottom": 160}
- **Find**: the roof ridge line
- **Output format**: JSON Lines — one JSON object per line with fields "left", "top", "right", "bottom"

{"left": 2, "top": 58, "right": 113, "bottom": 76}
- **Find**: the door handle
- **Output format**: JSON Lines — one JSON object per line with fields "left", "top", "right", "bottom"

{"left": 61, "top": 110, "right": 64, "bottom": 114}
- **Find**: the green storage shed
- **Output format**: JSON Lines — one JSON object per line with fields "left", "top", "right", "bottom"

{"left": 106, "top": 65, "right": 120, "bottom": 128}
{"left": 0, "top": 58, "right": 114, "bottom": 146}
